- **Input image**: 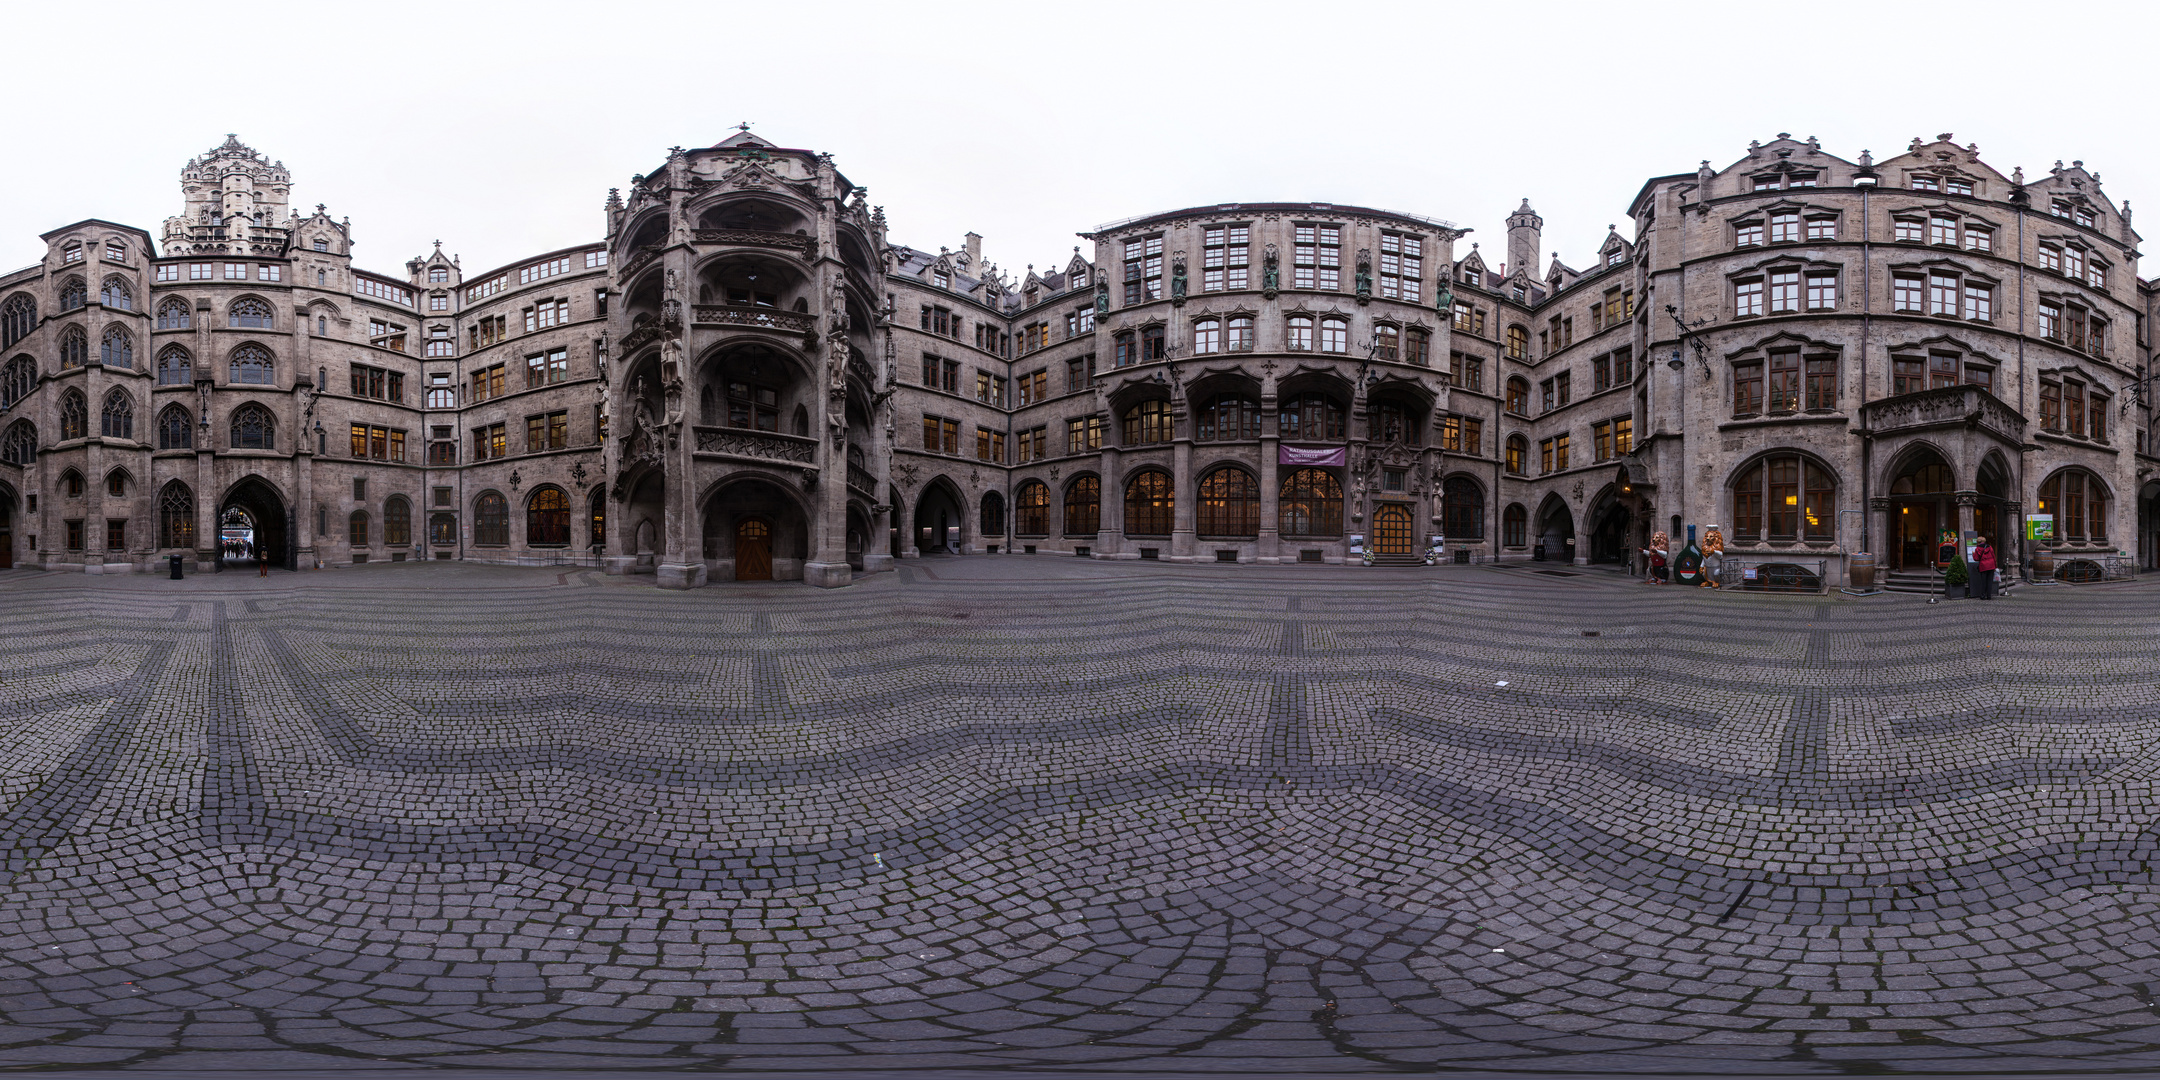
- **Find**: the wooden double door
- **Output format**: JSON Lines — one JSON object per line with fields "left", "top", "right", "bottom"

{"left": 735, "top": 520, "right": 772, "bottom": 581}
{"left": 1373, "top": 504, "right": 1414, "bottom": 555}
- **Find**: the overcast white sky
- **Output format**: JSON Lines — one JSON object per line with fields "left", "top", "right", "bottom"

{"left": 8, "top": 1, "right": 2156, "bottom": 284}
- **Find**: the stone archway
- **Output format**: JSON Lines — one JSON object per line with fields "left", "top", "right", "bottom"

{"left": 702, "top": 476, "right": 812, "bottom": 582}
{"left": 913, "top": 477, "right": 966, "bottom": 554}
{"left": 220, "top": 476, "right": 290, "bottom": 570}
{"left": 1535, "top": 493, "right": 1575, "bottom": 563}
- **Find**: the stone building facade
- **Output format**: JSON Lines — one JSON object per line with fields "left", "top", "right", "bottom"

{"left": 0, "top": 131, "right": 2153, "bottom": 586}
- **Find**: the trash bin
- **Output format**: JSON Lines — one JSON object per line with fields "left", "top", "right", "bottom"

{"left": 168, "top": 554, "right": 184, "bottom": 580}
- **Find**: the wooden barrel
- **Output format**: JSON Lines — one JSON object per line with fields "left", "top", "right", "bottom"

{"left": 2032, "top": 548, "right": 2054, "bottom": 579}
{"left": 1847, "top": 552, "right": 1877, "bottom": 590}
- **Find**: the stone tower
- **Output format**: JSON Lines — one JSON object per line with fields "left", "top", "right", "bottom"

{"left": 1506, "top": 198, "right": 1542, "bottom": 280}
{"left": 163, "top": 135, "right": 293, "bottom": 253}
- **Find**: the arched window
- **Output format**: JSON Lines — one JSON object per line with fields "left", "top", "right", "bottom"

{"left": 1373, "top": 323, "right": 1400, "bottom": 361}
{"left": 792, "top": 404, "right": 809, "bottom": 437}
{"left": 1279, "top": 468, "right": 1342, "bottom": 537}
{"left": 474, "top": 492, "right": 509, "bottom": 546}
{"left": 1279, "top": 393, "right": 1344, "bottom": 440}
{"left": 589, "top": 486, "right": 607, "bottom": 550}
{"left": 1506, "top": 377, "right": 1530, "bottom": 415}
{"left": 1442, "top": 476, "right": 1485, "bottom": 540}
{"left": 229, "top": 344, "right": 273, "bottom": 384}
{"left": 1374, "top": 402, "right": 1418, "bottom": 445}
{"left": 316, "top": 315, "right": 326, "bottom": 334}
{"left": 58, "top": 388, "right": 87, "bottom": 440}
{"left": 1015, "top": 481, "right": 1049, "bottom": 535}
{"left": 1064, "top": 476, "right": 1100, "bottom": 536}
{"left": 58, "top": 326, "right": 87, "bottom": 369}
{"left": 1405, "top": 328, "right": 1431, "bottom": 365}
{"left": 158, "top": 404, "right": 193, "bottom": 449}
{"left": 1732, "top": 453, "right": 1835, "bottom": 542}
{"left": 99, "top": 277, "right": 132, "bottom": 310}
{"left": 157, "top": 297, "right": 191, "bottom": 330}
{"left": 1192, "top": 318, "right": 1221, "bottom": 354}
{"left": 384, "top": 496, "right": 412, "bottom": 547}
{"left": 1122, "top": 399, "right": 1172, "bottom": 445}
{"left": 1503, "top": 504, "right": 1528, "bottom": 547}
{"left": 58, "top": 278, "right": 87, "bottom": 311}
{"left": 0, "top": 355, "right": 33, "bottom": 405}
{"left": 2038, "top": 468, "right": 2109, "bottom": 543}
{"left": 159, "top": 482, "right": 195, "bottom": 549}
{"left": 229, "top": 298, "right": 273, "bottom": 329}
{"left": 0, "top": 420, "right": 35, "bottom": 464}
{"left": 99, "top": 389, "right": 133, "bottom": 440}
{"left": 230, "top": 403, "right": 274, "bottom": 450}
{"left": 348, "top": 510, "right": 370, "bottom": 548}
{"left": 158, "top": 345, "right": 192, "bottom": 385}
{"left": 1196, "top": 394, "right": 1259, "bottom": 441}
{"left": 1124, "top": 470, "right": 1173, "bottom": 535}
{"left": 980, "top": 491, "right": 1005, "bottom": 536}
{"left": 527, "top": 487, "right": 570, "bottom": 546}
{"left": 1197, "top": 467, "right": 1259, "bottom": 537}
{"left": 1506, "top": 324, "right": 1528, "bottom": 359}
{"left": 60, "top": 470, "right": 83, "bottom": 498}
{"left": 314, "top": 238, "right": 329, "bottom": 252}
{"left": 1114, "top": 330, "right": 1137, "bottom": 367}
{"left": 1141, "top": 325, "right": 1165, "bottom": 361}
{"left": 100, "top": 326, "right": 132, "bottom": 368}
{"left": 1505, "top": 434, "right": 1528, "bottom": 475}
{"left": 107, "top": 469, "right": 128, "bottom": 498}
{"left": 0, "top": 294, "right": 33, "bottom": 348}
{"left": 1287, "top": 315, "right": 1314, "bottom": 350}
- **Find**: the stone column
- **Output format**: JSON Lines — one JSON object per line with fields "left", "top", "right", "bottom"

{"left": 1096, "top": 444, "right": 1122, "bottom": 557}
{"left": 1257, "top": 424, "right": 1281, "bottom": 563}
{"left": 804, "top": 424, "right": 852, "bottom": 588}
{"left": 1169, "top": 425, "right": 1195, "bottom": 561}
{"left": 1870, "top": 497, "right": 1892, "bottom": 569}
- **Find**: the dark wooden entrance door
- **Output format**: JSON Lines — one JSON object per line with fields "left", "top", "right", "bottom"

{"left": 1897, "top": 503, "right": 1936, "bottom": 569}
{"left": 735, "top": 520, "right": 772, "bottom": 581}
{"left": 1374, "top": 504, "right": 1413, "bottom": 555}
{"left": 0, "top": 531, "right": 11, "bottom": 569}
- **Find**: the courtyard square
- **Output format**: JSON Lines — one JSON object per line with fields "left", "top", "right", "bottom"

{"left": 1, "top": 559, "right": 2159, "bottom": 1076}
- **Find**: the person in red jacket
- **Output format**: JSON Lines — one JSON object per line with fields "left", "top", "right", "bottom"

{"left": 1971, "top": 536, "right": 1997, "bottom": 600}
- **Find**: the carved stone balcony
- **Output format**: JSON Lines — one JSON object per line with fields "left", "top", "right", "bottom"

{"left": 847, "top": 461, "right": 878, "bottom": 496}
{"left": 692, "top": 229, "right": 815, "bottom": 259}
{"left": 693, "top": 427, "right": 819, "bottom": 465}
{"left": 1860, "top": 384, "right": 2024, "bottom": 444}
{"left": 691, "top": 306, "right": 816, "bottom": 334}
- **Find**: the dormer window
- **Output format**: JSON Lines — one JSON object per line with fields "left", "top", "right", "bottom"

{"left": 1946, "top": 178, "right": 1974, "bottom": 196}
{"left": 1070, "top": 267, "right": 1088, "bottom": 289}
{"left": 1788, "top": 172, "right": 1818, "bottom": 187}
{"left": 314, "top": 238, "right": 329, "bottom": 251}
{"left": 1910, "top": 175, "right": 1940, "bottom": 191}
{"left": 62, "top": 243, "right": 82, "bottom": 263}
{"left": 2050, "top": 200, "right": 2072, "bottom": 219}
{"left": 104, "top": 242, "right": 126, "bottom": 262}
{"left": 1751, "top": 175, "right": 1781, "bottom": 191}
{"left": 1606, "top": 248, "right": 1624, "bottom": 267}
{"left": 2076, "top": 207, "right": 2097, "bottom": 228}
{"left": 932, "top": 270, "right": 949, "bottom": 288}
{"left": 429, "top": 267, "right": 448, "bottom": 283}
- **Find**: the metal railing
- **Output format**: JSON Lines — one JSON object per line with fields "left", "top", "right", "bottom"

{"left": 1712, "top": 557, "right": 1830, "bottom": 594}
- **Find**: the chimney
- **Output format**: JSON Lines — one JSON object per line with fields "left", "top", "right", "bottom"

{"left": 964, "top": 232, "right": 982, "bottom": 269}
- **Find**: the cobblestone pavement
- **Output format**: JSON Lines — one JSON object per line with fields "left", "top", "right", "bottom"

{"left": 3, "top": 558, "right": 2160, "bottom": 1076}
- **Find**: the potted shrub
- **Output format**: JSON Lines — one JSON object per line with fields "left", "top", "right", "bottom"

{"left": 1943, "top": 549, "right": 1969, "bottom": 599}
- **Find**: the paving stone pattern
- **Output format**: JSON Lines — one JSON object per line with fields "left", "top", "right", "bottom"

{"left": 3, "top": 560, "right": 2160, "bottom": 1074}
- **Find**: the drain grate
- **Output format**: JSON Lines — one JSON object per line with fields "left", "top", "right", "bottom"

{"left": 1534, "top": 569, "right": 1581, "bottom": 577}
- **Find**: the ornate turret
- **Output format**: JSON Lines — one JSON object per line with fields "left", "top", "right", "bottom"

{"left": 1506, "top": 198, "right": 1542, "bottom": 282}
{"left": 163, "top": 135, "right": 294, "bottom": 254}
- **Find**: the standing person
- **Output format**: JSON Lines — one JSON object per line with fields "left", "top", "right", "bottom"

{"left": 257, "top": 544, "right": 269, "bottom": 578}
{"left": 1972, "top": 536, "right": 1997, "bottom": 600}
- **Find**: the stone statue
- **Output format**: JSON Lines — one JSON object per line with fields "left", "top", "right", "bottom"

{"left": 1261, "top": 245, "right": 1280, "bottom": 297}
{"left": 1169, "top": 255, "right": 1187, "bottom": 305}
{"left": 1094, "top": 277, "right": 1110, "bottom": 317}
{"left": 1434, "top": 282, "right": 1453, "bottom": 315}
{"left": 1355, "top": 249, "right": 1372, "bottom": 301}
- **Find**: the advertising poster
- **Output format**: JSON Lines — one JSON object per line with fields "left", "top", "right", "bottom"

{"left": 2027, "top": 515, "right": 2054, "bottom": 543}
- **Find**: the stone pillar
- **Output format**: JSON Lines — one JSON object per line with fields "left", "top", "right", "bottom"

{"left": 804, "top": 428, "right": 852, "bottom": 588}
{"left": 1095, "top": 445, "right": 1122, "bottom": 557}
{"left": 1955, "top": 491, "right": 1977, "bottom": 543}
{"left": 1169, "top": 432, "right": 1195, "bottom": 561}
{"left": 1257, "top": 429, "right": 1281, "bottom": 563}
{"left": 1869, "top": 497, "right": 1891, "bottom": 569}
{"left": 83, "top": 438, "right": 105, "bottom": 574}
